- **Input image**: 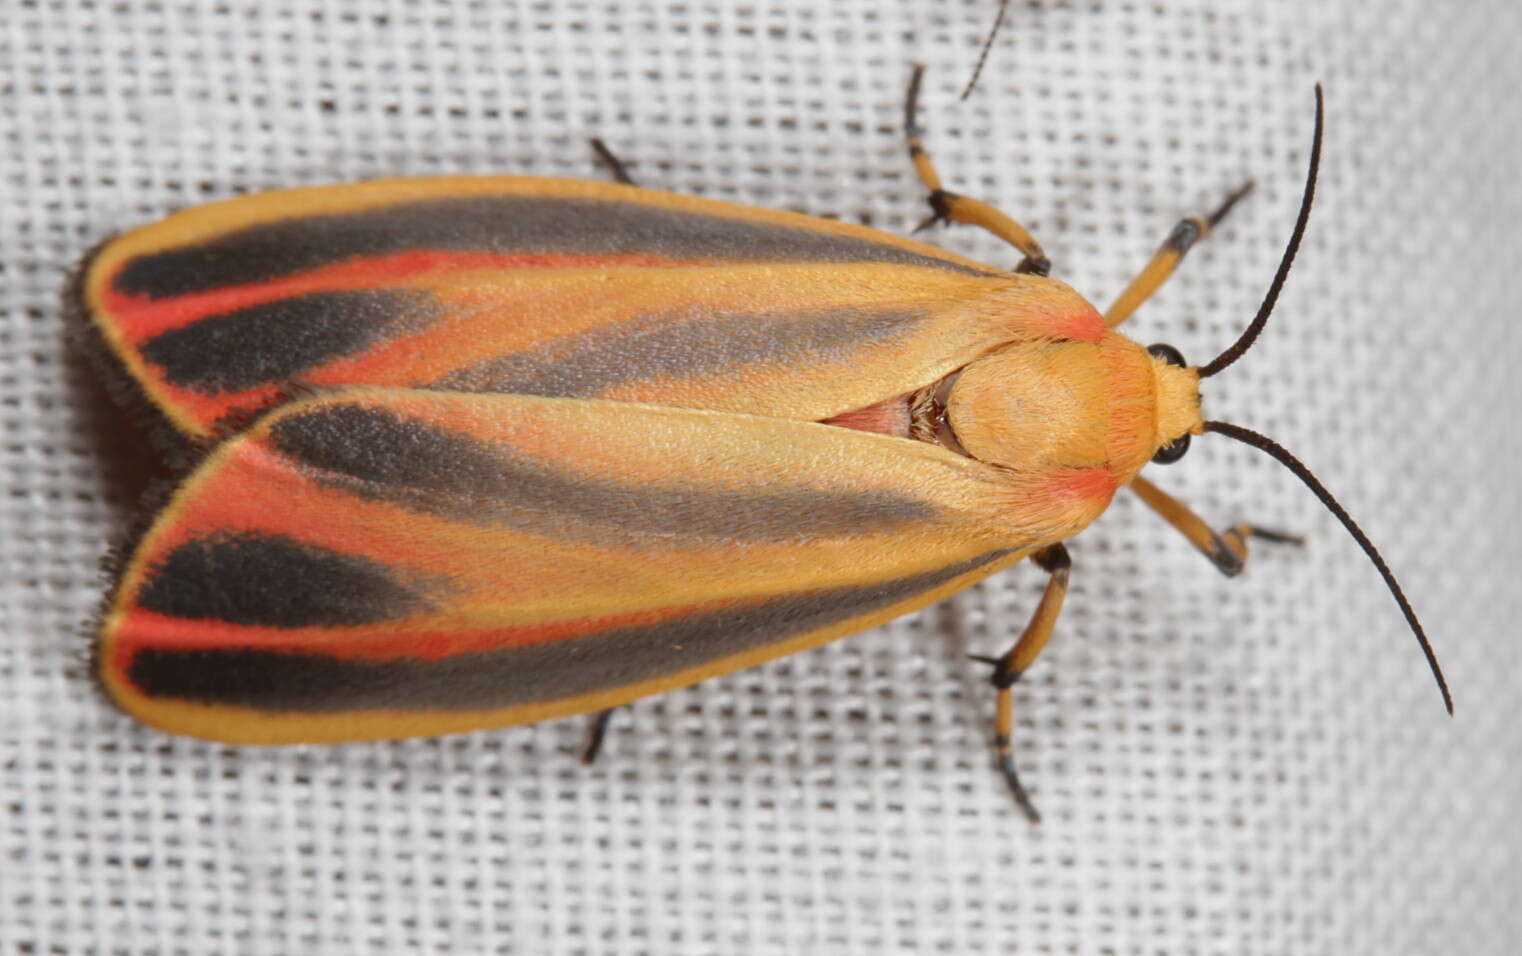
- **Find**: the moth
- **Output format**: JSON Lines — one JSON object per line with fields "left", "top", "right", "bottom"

{"left": 78, "top": 70, "right": 1446, "bottom": 821}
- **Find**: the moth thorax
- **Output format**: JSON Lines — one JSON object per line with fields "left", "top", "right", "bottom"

{"left": 943, "top": 339, "right": 1121, "bottom": 472}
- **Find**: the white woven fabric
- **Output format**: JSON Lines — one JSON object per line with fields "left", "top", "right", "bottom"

{"left": 2, "top": 1, "right": 1518, "bottom": 952}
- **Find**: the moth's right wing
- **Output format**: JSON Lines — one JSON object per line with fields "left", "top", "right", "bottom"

{"left": 99, "top": 388, "right": 1116, "bottom": 744}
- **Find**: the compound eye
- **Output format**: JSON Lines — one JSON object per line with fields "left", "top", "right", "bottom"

{"left": 1147, "top": 342, "right": 1188, "bottom": 367}
{"left": 1152, "top": 432, "right": 1191, "bottom": 465}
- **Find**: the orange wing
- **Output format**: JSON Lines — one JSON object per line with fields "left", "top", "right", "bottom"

{"left": 98, "top": 388, "right": 1117, "bottom": 743}
{"left": 79, "top": 177, "right": 1102, "bottom": 440}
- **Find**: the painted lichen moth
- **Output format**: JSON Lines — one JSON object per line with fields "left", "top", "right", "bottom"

{"left": 78, "top": 70, "right": 1450, "bottom": 823}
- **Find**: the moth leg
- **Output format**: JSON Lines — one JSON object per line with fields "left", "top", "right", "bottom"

{"left": 580, "top": 708, "right": 617, "bottom": 765}
{"left": 1102, "top": 182, "right": 1254, "bottom": 329}
{"left": 971, "top": 542, "right": 1070, "bottom": 822}
{"left": 905, "top": 64, "right": 1050, "bottom": 276}
{"left": 589, "top": 138, "right": 638, "bottom": 186}
{"left": 1129, "top": 474, "right": 1303, "bottom": 577}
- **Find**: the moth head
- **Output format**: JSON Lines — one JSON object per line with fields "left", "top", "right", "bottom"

{"left": 1144, "top": 341, "right": 1201, "bottom": 467}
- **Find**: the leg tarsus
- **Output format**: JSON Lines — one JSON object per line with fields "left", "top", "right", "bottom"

{"left": 999, "top": 750, "right": 1042, "bottom": 824}
{"left": 589, "top": 137, "right": 637, "bottom": 186}
{"left": 1208, "top": 180, "right": 1256, "bottom": 227}
{"left": 1214, "top": 521, "right": 1305, "bottom": 576}
{"left": 580, "top": 707, "right": 616, "bottom": 765}
{"left": 1229, "top": 523, "right": 1304, "bottom": 546}
{"left": 992, "top": 678, "right": 1041, "bottom": 822}
{"left": 1130, "top": 475, "right": 1303, "bottom": 577}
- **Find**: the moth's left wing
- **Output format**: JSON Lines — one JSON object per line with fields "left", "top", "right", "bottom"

{"left": 77, "top": 177, "right": 1053, "bottom": 441}
{"left": 80, "top": 176, "right": 1095, "bottom": 441}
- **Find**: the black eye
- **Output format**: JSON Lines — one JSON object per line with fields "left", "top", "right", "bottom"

{"left": 1148, "top": 342, "right": 1187, "bottom": 367}
{"left": 1152, "top": 432, "right": 1191, "bottom": 465}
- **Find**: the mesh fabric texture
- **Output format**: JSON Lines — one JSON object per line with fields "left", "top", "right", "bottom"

{"left": 1, "top": 1, "right": 1518, "bottom": 952}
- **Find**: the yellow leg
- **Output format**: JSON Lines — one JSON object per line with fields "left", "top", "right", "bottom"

{"left": 1128, "top": 474, "right": 1302, "bottom": 576}
{"left": 1103, "top": 182, "right": 1254, "bottom": 328}
{"left": 972, "top": 543, "right": 1070, "bottom": 822}
{"left": 905, "top": 65, "right": 1050, "bottom": 275}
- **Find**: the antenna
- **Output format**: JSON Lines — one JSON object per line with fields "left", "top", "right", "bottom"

{"left": 960, "top": 0, "right": 1009, "bottom": 100}
{"left": 1203, "top": 421, "right": 1453, "bottom": 715}
{"left": 1199, "top": 85, "right": 1324, "bottom": 379}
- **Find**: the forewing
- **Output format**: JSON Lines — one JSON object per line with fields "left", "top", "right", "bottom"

{"left": 78, "top": 177, "right": 1076, "bottom": 440}
{"left": 96, "top": 388, "right": 1106, "bottom": 744}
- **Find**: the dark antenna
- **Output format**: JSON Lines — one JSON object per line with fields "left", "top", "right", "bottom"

{"left": 1203, "top": 421, "right": 1453, "bottom": 715}
{"left": 960, "top": 0, "right": 1010, "bottom": 100}
{"left": 1199, "top": 85, "right": 1324, "bottom": 379}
